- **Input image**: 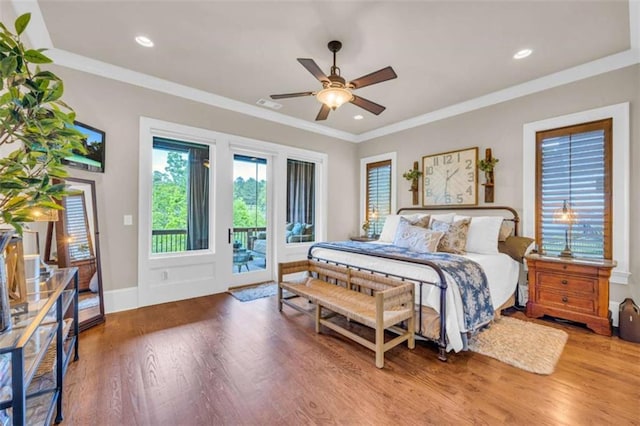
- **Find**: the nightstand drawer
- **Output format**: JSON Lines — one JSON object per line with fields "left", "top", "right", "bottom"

{"left": 535, "top": 273, "right": 597, "bottom": 294}
{"left": 535, "top": 261, "right": 599, "bottom": 276}
{"left": 538, "top": 290, "right": 596, "bottom": 314}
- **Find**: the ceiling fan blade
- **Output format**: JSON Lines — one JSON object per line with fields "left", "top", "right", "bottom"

{"left": 349, "top": 66, "right": 397, "bottom": 89}
{"left": 315, "top": 104, "right": 331, "bottom": 121}
{"left": 297, "top": 58, "right": 330, "bottom": 83}
{"left": 270, "top": 91, "right": 314, "bottom": 100}
{"left": 350, "top": 95, "right": 386, "bottom": 115}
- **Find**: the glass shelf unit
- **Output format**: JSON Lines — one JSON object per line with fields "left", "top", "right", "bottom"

{"left": 0, "top": 268, "right": 79, "bottom": 425}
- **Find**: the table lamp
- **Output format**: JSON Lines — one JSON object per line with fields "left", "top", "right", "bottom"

{"left": 553, "top": 200, "right": 577, "bottom": 258}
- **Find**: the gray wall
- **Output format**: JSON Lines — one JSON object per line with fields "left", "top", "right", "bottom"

{"left": 357, "top": 64, "right": 640, "bottom": 302}
{"left": 52, "top": 66, "right": 359, "bottom": 291}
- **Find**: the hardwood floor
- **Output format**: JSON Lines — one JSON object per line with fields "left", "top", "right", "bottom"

{"left": 63, "top": 293, "right": 640, "bottom": 425}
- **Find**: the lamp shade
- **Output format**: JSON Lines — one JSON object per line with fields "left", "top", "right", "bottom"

{"left": 316, "top": 87, "right": 352, "bottom": 110}
{"left": 553, "top": 200, "right": 577, "bottom": 224}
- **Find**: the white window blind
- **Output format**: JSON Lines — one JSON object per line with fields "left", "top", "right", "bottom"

{"left": 366, "top": 160, "right": 392, "bottom": 236}
{"left": 536, "top": 119, "right": 612, "bottom": 259}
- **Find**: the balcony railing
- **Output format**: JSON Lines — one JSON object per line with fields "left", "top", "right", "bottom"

{"left": 151, "top": 227, "right": 267, "bottom": 253}
{"left": 233, "top": 227, "right": 266, "bottom": 250}
{"left": 152, "top": 229, "right": 187, "bottom": 253}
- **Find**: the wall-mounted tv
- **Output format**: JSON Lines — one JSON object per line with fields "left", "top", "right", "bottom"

{"left": 62, "top": 121, "right": 105, "bottom": 173}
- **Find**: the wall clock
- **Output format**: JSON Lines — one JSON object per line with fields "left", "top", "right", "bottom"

{"left": 422, "top": 147, "right": 478, "bottom": 206}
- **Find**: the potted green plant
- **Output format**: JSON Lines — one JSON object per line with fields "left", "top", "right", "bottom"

{"left": 0, "top": 13, "right": 85, "bottom": 233}
{"left": 402, "top": 168, "right": 423, "bottom": 191}
{"left": 0, "top": 13, "right": 85, "bottom": 330}
{"left": 478, "top": 157, "right": 499, "bottom": 184}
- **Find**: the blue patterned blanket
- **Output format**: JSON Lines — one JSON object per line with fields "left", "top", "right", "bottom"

{"left": 310, "top": 241, "right": 494, "bottom": 332}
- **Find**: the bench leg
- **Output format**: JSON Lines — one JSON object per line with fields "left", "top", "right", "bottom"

{"left": 375, "top": 326, "right": 384, "bottom": 369}
{"left": 315, "top": 304, "right": 321, "bottom": 334}
{"left": 277, "top": 285, "right": 283, "bottom": 312}
{"left": 408, "top": 314, "right": 415, "bottom": 349}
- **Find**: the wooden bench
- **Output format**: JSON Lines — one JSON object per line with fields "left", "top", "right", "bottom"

{"left": 278, "top": 260, "right": 415, "bottom": 368}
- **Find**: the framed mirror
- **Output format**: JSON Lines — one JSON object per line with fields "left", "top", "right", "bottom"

{"left": 45, "top": 177, "right": 105, "bottom": 331}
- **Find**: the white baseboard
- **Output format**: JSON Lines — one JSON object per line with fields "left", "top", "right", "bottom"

{"left": 103, "top": 286, "right": 138, "bottom": 314}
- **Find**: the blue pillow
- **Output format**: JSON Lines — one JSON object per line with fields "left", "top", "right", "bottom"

{"left": 291, "top": 222, "right": 304, "bottom": 235}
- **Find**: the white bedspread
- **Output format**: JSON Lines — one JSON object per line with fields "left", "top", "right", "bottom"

{"left": 309, "top": 243, "right": 520, "bottom": 352}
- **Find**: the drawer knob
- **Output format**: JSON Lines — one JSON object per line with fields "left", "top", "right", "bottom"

{"left": 562, "top": 296, "right": 568, "bottom": 303}
{"left": 563, "top": 265, "right": 567, "bottom": 270}
{"left": 561, "top": 280, "right": 568, "bottom": 285}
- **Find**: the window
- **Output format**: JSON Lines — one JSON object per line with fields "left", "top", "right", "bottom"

{"left": 535, "top": 119, "right": 612, "bottom": 259}
{"left": 286, "top": 159, "right": 315, "bottom": 244}
{"left": 366, "top": 159, "right": 392, "bottom": 237}
{"left": 152, "top": 137, "right": 210, "bottom": 253}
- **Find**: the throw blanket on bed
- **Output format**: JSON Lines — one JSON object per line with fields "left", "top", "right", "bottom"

{"left": 310, "top": 241, "right": 494, "bottom": 332}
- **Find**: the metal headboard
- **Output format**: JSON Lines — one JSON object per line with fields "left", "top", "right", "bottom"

{"left": 396, "top": 205, "right": 520, "bottom": 236}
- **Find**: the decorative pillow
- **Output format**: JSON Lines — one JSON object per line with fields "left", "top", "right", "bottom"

{"left": 303, "top": 224, "right": 314, "bottom": 235}
{"left": 463, "top": 216, "right": 503, "bottom": 254}
{"left": 402, "top": 213, "right": 431, "bottom": 228}
{"left": 498, "top": 236, "right": 535, "bottom": 262}
{"left": 431, "top": 218, "right": 470, "bottom": 254}
{"left": 498, "top": 221, "right": 513, "bottom": 242}
{"left": 429, "top": 212, "right": 456, "bottom": 227}
{"left": 393, "top": 217, "right": 444, "bottom": 253}
{"left": 291, "top": 222, "right": 304, "bottom": 235}
{"left": 379, "top": 213, "right": 431, "bottom": 242}
{"left": 286, "top": 222, "right": 294, "bottom": 231}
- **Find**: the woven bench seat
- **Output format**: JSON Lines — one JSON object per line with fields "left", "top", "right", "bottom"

{"left": 278, "top": 260, "right": 415, "bottom": 368}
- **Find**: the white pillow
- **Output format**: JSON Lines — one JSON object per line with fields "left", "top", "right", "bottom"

{"left": 462, "top": 216, "right": 503, "bottom": 254}
{"left": 378, "top": 215, "right": 401, "bottom": 243}
{"left": 378, "top": 213, "right": 431, "bottom": 242}
{"left": 429, "top": 212, "right": 455, "bottom": 227}
{"left": 393, "top": 218, "right": 444, "bottom": 253}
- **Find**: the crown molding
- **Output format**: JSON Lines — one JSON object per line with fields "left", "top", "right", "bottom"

{"left": 48, "top": 48, "right": 358, "bottom": 143}
{"left": 12, "top": 0, "right": 640, "bottom": 145}
{"left": 355, "top": 48, "right": 640, "bottom": 142}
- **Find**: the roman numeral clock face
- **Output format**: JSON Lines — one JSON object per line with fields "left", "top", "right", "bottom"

{"left": 422, "top": 147, "right": 478, "bottom": 206}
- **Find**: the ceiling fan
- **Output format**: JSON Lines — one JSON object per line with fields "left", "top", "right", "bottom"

{"left": 270, "top": 40, "right": 397, "bottom": 121}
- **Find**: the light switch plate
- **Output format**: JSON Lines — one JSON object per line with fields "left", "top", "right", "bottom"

{"left": 123, "top": 214, "right": 133, "bottom": 226}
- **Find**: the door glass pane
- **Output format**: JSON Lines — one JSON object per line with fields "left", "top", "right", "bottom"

{"left": 286, "top": 159, "right": 315, "bottom": 244}
{"left": 233, "top": 154, "right": 267, "bottom": 273}
{"left": 151, "top": 137, "right": 209, "bottom": 253}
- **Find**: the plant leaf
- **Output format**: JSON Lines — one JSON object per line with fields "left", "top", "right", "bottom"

{"left": 14, "top": 13, "right": 31, "bottom": 36}
{"left": 24, "top": 49, "right": 52, "bottom": 64}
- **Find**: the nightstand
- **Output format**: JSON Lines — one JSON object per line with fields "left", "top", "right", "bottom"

{"left": 525, "top": 254, "right": 616, "bottom": 336}
{"left": 350, "top": 236, "right": 378, "bottom": 242}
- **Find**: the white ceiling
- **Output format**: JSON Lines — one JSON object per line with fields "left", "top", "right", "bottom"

{"left": 12, "top": 1, "right": 638, "bottom": 141}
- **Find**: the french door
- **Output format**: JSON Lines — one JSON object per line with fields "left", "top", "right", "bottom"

{"left": 228, "top": 152, "right": 272, "bottom": 287}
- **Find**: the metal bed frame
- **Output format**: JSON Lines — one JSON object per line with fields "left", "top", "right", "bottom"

{"left": 307, "top": 205, "right": 520, "bottom": 362}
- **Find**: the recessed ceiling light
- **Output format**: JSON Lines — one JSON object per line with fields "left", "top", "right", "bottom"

{"left": 354, "top": 115, "right": 364, "bottom": 120}
{"left": 135, "top": 36, "right": 154, "bottom": 48}
{"left": 513, "top": 49, "right": 532, "bottom": 59}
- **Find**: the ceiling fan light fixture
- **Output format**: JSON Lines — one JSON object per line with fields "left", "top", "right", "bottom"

{"left": 316, "top": 87, "right": 353, "bottom": 110}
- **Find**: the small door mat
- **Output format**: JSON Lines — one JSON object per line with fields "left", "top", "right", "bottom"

{"left": 228, "top": 282, "right": 278, "bottom": 302}
{"left": 468, "top": 316, "right": 568, "bottom": 375}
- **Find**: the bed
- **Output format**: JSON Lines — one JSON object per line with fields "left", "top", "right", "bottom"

{"left": 307, "top": 206, "right": 533, "bottom": 360}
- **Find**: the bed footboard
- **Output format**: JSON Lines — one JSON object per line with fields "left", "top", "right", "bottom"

{"left": 307, "top": 243, "right": 449, "bottom": 362}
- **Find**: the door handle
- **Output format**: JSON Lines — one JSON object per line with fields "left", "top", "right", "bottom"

{"left": 228, "top": 228, "right": 232, "bottom": 244}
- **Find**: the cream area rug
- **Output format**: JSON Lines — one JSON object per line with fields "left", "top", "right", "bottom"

{"left": 468, "top": 316, "right": 569, "bottom": 375}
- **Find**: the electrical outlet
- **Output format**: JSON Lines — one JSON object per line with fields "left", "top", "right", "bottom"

{"left": 123, "top": 215, "right": 133, "bottom": 226}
